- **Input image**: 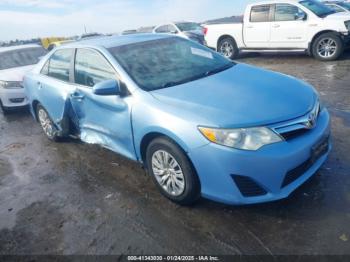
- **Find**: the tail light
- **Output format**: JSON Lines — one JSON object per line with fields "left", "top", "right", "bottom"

{"left": 203, "top": 27, "right": 208, "bottom": 36}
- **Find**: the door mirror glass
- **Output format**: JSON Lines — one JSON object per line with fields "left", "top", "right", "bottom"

{"left": 93, "top": 79, "right": 121, "bottom": 96}
{"left": 295, "top": 12, "right": 307, "bottom": 21}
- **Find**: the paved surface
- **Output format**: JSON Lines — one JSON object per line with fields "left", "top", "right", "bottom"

{"left": 0, "top": 51, "right": 349, "bottom": 255}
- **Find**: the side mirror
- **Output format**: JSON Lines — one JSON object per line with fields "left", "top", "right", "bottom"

{"left": 295, "top": 12, "right": 307, "bottom": 21}
{"left": 93, "top": 79, "right": 121, "bottom": 96}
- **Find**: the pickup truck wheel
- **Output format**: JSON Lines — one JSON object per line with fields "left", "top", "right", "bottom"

{"left": 146, "top": 137, "right": 201, "bottom": 206}
{"left": 312, "top": 33, "right": 343, "bottom": 61}
{"left": 218, "top": 37, "right": 239, "bottom": 60}
{"left": 36, "top": 104, "right": 59, "bottom": 141}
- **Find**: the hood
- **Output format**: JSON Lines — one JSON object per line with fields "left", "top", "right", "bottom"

{"left": 0, "top": 65, "right": 34, "bottom": 82}
{"left": 151, "top": 64, "right": 316, "bottom": 128}
{"left": 324, "top": 12, "right": 350, "bottom": 20}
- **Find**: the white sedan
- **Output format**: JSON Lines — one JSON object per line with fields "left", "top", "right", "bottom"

{"left": 0, "top": 44, "right": 47, "bottom": 114}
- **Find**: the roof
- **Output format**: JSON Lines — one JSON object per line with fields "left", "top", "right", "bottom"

{"left": 247, "top": 0, "right": 301, "bottom": 5}
{"left": 0, "top": 44, "right": 41, "bottom": 53}
{"left": 65, "top": 33, "right": 171, "bottom": 49}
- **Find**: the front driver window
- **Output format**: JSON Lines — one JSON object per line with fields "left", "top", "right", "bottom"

{"left": 275, "top": 4, "right": 305, "bottom": 21}
{"left": 74, "top": 49, "right": 117, "bottom": 87}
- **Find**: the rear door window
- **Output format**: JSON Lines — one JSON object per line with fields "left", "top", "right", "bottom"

{"left": 155, "top": 25, "right": 170, "bottom": 33}
{"left": 42, "top": 49, "right": 74, "bottom": 82}
{"left": 250, "top": 5, "right": 271, "bottom": 22}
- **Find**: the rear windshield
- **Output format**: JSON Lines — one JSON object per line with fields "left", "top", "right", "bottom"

{"left": 108, "top": 37, "right": 234, "bottom": 91}
{"left": 176, "top": 22, "right": 202, "bottom": 32}
{"left": 0, "top": 47, "right": 47, "bottom": 70}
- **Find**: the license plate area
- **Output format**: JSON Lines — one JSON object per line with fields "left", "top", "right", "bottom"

{"left": 311, "top": 136, "right": 329, "bottom": 164}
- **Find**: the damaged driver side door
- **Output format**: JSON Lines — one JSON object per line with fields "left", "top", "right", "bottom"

{"left": 69, "top": 48, "right": 136, "bottom": 160}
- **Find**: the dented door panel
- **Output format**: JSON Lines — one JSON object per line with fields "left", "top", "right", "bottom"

{"left": 70, "top": 87, "right": 136, "bottom": 160}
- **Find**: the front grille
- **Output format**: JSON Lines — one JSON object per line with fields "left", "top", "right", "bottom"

{"left": 280, "top": 128, "right": 309, "bottom": 141}
{"left": 232, "top": 175, "right": 267, "bottom": 197}
{"left": 9, "top": 98, "right": 25, "bottom": 103}
{"left": 282, "top": 137, "right": 329, "bottom": 188}
{"left": 274, "top": 100, "right": 321, "bottom": 141}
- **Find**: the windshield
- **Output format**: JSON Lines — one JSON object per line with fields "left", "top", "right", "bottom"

{"left": 176, "top": 22, "right": 202, "bottom": 32}
{"left": 0, "top": 47, "right": 47, "bottom": 70}
{"left": 339, "top": 2, "right": 350, "bottom": 11}
{"left": 109, "top": 37, "right": 234, "bottom": 91}
{"left": 299, "top": 0, "right": 336, "bottom": 17}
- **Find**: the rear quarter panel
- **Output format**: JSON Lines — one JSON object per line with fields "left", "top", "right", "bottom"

{"left": 205, "top": 23, "right": 244, "bottom": 50}
{"left": 23, "top": 72, "right": 41, "bottom": 119}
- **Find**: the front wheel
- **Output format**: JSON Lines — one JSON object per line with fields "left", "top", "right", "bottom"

{"left": 146, "top": 137, "right": 200, "bottom": 206}
{"left": 0, "top": 100, "right": 9, "bottom": 115}
{"left": 36, "top": 104, "right": 59, "bottom": 141}
{"left": 218, "top": 37, "right": 239, "bottom": 60}
{"left": 312, "top": 33, "right": 343, "bottom": 61}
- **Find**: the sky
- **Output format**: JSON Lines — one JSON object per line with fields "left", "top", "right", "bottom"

{"left": 0, "top": 0, "right": 263, "bottom": 41}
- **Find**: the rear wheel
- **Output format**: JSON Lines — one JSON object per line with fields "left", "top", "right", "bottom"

{"left": 312, "top": 33, "right": 343, "bottom": 61}
{"left": 146, "top": 137, "right": 200, "bottom": 206}
{"left": 218, "top": 37, "right": 239, "bottom": 60}
{"left": 36, "top": 104, "right": 59, "bottom": 141}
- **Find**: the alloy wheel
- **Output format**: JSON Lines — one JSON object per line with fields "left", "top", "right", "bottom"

{"left": 151, "top": 150, "right": 185, "bottom": 196}
{"left": 38, "top": 108, "right": 55, "bottom": 138}
{"left": 220, "top": 41, "right": 234, "bottom": 58}
{"left": 317, "top": 38, "right": 337, "bottom": 58}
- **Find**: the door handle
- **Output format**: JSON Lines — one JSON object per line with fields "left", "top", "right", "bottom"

{"left": 272, "top": 24, "right": 280, "bottom": 28}
{"left": 37, "top": 82, "right": 42, "bottom": 90}
{"left": 247, "top": 25, "right": 254, "bottom": 29}
{"left": 71, "top": 92, "right": 85, "bottom": 101}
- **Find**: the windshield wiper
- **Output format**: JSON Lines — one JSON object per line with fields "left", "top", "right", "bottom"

{"left": 161, "top": 81, "right": 181, "bottom": 89}
{"left": 204, "top": 63, "right": 234, "bottom": 77}
{"left": 158, "top": 63, "right": 234, "bottom": 90}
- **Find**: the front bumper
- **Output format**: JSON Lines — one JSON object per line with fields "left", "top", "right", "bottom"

{"left": 341, "top": 32, "right": 350, "bottom": 46}
{"left": 188, "top": 109, "right": 331, "bottom": 205}
{"left": 0, "top": 88, "right": 28, "bottom": 108}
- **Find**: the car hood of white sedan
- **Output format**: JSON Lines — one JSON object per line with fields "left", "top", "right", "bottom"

{"left": 0, "top": 65, "right": 34, "bottom": 82}
{"left": 325, "top": 12, "right": 350, "bottom": 20}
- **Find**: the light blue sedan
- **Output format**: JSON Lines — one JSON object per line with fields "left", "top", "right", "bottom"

{"left": 24, "top": 34, "right": 331, "bottom": 205}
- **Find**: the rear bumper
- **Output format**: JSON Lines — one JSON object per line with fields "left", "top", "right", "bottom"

{"left": 188, "top": 109, "right": 331, "bottom": 205}
{"left": 0, "top": 88, "right": 28, "bottom": 108}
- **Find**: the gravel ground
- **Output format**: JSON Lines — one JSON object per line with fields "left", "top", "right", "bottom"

{"left": 0, "top": 51, "right": 349, "bottom": 256}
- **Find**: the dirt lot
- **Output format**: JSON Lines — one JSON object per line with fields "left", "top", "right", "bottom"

{"left": 0, "top": 51, "right": 349, "bottom": 256}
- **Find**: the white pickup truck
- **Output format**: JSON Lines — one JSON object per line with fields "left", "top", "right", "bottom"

{"left": 204, "top": 0, "right": 350, "bottom": 61}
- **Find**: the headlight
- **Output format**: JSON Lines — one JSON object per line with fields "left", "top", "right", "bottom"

{"left": 345, "top": 21, "right": 350, "bottom": 31}
{"left": 198, "top": 126, "right": 283, "bottom": 151}
{"left": 0, "top": 80, "right": 22, "bottom": 89}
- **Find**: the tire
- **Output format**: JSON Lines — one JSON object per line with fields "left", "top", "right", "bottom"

{"left": 218, "top": 37, "right": 239, "bottom": 60}
{"left": 312, "top": 33, "right": 343, "bottom": 61}
{"left": 146, "top": 137, "right": 201, "bottom": 206}
{"left": 0, "top": 100, "right": 9, "bottom": 115}
{"left": 36, "top": 104, "right": 59, "bottom": 141}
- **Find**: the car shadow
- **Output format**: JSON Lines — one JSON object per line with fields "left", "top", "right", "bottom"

{"left": 236, "top": 48, "right": 350, "bottom": 61}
